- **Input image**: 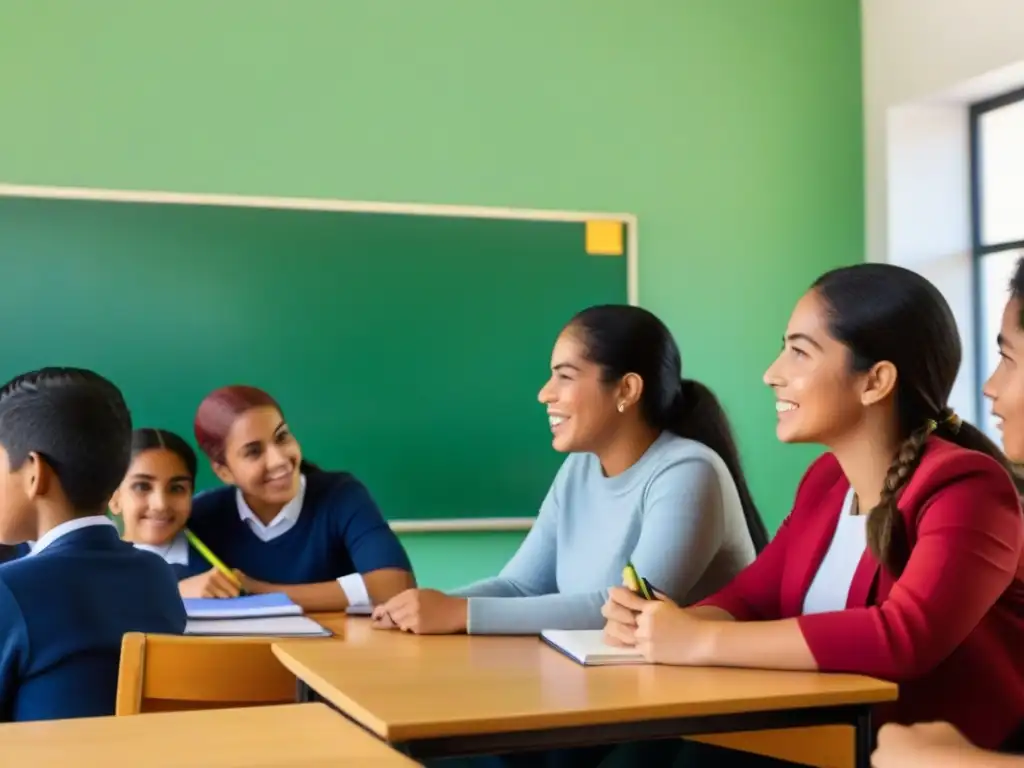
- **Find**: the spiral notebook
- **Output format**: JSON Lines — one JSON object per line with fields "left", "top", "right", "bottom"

{"left": 541, "top": 630, "right": 646, "bottom": 666}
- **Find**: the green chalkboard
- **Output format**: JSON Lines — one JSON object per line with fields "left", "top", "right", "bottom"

{"left": 0, "top": 194, "right": 629, "bottom": 524}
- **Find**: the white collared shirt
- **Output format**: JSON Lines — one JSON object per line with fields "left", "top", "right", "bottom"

{"left": 232, "top": 473, "right": 369, "bottom": 607}
{"left": 134, "top": 532, "right": 189, "bottom": 565}
{"left": 29, "top": 515, "right": 117, "bottom": 557}
{"left": 235, "top": 474, "right": 307, "bottom": 542}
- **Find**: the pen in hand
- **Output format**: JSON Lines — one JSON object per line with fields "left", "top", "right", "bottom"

{"left": 622, "top": 562, "right": 655, "bottom": 600}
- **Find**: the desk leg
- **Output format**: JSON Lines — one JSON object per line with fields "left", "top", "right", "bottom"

{"left": 296, "top": 679, "right": 316, "bottom": 704}
{"left": 854, "top": 708, "right": 873, "bottom": 768}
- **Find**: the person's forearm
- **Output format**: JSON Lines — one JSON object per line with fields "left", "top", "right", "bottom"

{"left": 363, "top": 568, "right": 415, "bottom": 604}
{"left": 701, "top": 617, "right": 817, "bottom": 670}
{"left": 450, "top": 577, "right": 544, "bottom": 599}
{"left": 687, "top": 605, "right": 735, "bottom": 621}
{"left": 249, "top": 580, "right": 349, "bottom": 612}
{"left": 947, "top": 749, "right": 1024, "bottom": 768}
{"left": 467, "top": 592, "right": 607, "bottom": 635}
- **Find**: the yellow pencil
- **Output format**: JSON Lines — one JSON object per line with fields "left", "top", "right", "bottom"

{"left": 622, "top": 562, "right": 653, "bottom": 600}
{"left": 184, "top": 528, "right": 243, "bottom": 589}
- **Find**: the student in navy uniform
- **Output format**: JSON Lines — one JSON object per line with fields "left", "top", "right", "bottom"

{"left": 111, "top": 428, "right": 241, "bottom": 597}
{"left": 0, "top": 367, "right": 186, "bottom": 722}
{"left": 186, "top": 385, "right": 415, "bottom": 611}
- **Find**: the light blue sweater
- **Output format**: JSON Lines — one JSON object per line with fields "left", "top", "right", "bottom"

{"left": 451, "top": 432, "right": 757, "bottom": 635}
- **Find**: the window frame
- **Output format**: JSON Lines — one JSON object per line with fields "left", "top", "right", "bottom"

{"left": 969, "top": 85, "right": 1024, "bottom": 422}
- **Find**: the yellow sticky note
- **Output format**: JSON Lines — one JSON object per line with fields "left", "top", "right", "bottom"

{"left": 585, "top": 220, "right": 624, "bottom": 256}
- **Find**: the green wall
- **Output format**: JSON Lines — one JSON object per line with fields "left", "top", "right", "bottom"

{"left": 0, "top": 1, "right": 863, "bottom": 589}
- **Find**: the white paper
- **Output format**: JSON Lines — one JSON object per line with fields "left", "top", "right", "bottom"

{"left": 540, "top": 629, "right": 646, "bottom": 666}
{"left": 185, "top": 615, "right": 331, "bottom": 637}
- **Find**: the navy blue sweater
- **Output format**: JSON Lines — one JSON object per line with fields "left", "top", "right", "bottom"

{"left": 187, "top": 471, "right": 412, "bottom": 583}
{"left": 0, "top": 525, "right": 186, "bottom": 722}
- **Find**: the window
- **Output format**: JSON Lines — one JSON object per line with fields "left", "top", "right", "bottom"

{"left": 970, "top": 86, "right": 1024, "bottom": 440}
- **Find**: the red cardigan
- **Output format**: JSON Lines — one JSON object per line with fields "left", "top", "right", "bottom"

{"left": 698, "top": 437, "right": 1024, "bottom": 750}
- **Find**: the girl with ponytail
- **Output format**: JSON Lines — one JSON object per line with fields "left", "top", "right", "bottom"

{"left": 603, "top": 263, "right": 1024, "bottom": 765}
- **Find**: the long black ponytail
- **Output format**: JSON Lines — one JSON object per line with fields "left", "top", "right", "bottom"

{"left": 570, "top": 305, "right": 769, "bottom": 552}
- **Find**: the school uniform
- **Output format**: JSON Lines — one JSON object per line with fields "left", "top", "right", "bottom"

{"left": 697, "top": 436, "right": 1024, "bottom": 751}
{"left": 134, "top": 533, "right": 207, "bottom": 580}
{"left": 0, "top": 517, "right": 187, "bottom": 722}
{"left": 186, "top": 471, "right": 412, "bottom": 606}
{"left": 4, "top": 542, "right": 31, "bottom": 560}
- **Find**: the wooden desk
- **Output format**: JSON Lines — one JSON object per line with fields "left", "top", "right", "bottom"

{"left": 273, "top": 620, "right": 897, "bottom": 767}
{"left": 308, "top": 612, "right": 350, "bottom": 636}
{"left": 0, "top": 702, "right": 419, "bottom": 767}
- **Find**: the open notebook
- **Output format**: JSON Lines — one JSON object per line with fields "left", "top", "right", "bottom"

{"left": 185, "top": 615, "right": 332, "bottom": 637}
{"left": 541, "top": 629, "right": 647, "bottom": 666}
{"left": 183, "top": 593, "right": 302, "bottom": 620}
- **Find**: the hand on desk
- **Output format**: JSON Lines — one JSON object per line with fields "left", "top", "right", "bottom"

{"left": 872, "top": 722, "right": 985, "bottom": 768}
{"left": 601, "top": 586, "right": 712, "bottom": 665}
{"left": 371, "top": 589, "right": 469, "bottom": 634}
{"left": 178, "top": 567, "right": 244, "bottom": 599}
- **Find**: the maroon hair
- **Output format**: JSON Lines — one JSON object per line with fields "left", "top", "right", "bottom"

{"left": 193, "top": 385, "right": 282, "bottom": 463}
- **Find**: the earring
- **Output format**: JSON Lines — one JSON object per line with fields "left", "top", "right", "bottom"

{"left": 617, "top": 402, "right": 625, "bottom": 413}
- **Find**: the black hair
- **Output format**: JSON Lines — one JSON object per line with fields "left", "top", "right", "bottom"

{"left": 130, "top": 428, "right": 198, "bottom": 480}
{"left": 0, "top": 367, "right": 132, "bottom": 514}
{"left": 1010, "top": 255, "right": 1024, "bottom": 327}
{"left": 813, "top": 263, "right": 1018, "bottom": 576}
{"left": 569, "top": 305, "right": 770, "bottom": 553}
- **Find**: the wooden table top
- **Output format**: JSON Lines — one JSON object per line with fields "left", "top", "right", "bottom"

{"left": 0, "top": 703, "right": 418, "bottom": 767}
{"left": 273, "top": 619, "right": 898, "bottom": 742}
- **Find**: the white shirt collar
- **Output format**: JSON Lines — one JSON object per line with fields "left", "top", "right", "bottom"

{"left": 235, "top": 474, "right": 307, "bottom": 542}
{"left": 133, "top": 531, "right": 189, "bottom": 565}
{"left": 29, "top": 515, "right": 116, "bottom": 556}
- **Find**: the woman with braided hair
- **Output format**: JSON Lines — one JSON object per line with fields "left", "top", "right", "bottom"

{"left": 601, "top": 263, "right": 1024, "bottom": 766}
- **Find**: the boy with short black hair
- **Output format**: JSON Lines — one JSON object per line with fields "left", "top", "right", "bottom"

{"left": 0, "top": 367, "right": 185, "bottom": 722}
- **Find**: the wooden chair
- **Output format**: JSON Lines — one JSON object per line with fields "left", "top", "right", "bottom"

{"left": 115, "top": 632, "right": 298, "bottom": 715}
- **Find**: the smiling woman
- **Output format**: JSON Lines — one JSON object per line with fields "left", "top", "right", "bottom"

{"left": 984, "top": 255, "right": 1024, "bottom": 461}
{"left": 370, "top": 304, "right": 768, "bottom": 640}
{"left": 183, "top": 385, "right": 415, "bottom": 611}
{"left": 600, "top": 263, "right": 1024, "bottom": 766}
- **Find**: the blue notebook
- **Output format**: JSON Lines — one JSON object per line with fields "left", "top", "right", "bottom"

{"left": 183, "top": 592, "right": 302, "bottom": 620}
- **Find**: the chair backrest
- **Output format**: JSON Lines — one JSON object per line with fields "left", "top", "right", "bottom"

{"left": 115, "top": 632, "right": 298, "bottom": 715}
